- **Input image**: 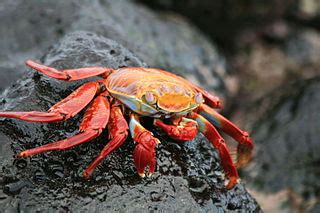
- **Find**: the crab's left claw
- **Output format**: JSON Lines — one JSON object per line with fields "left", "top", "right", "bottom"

{"left": 133, "top": 131, "right": 159, "bottom": 177}
{"left": 129, "top": 114, "right": 160, "bottom": 177}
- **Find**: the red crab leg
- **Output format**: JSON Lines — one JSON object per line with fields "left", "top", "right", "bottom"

{"left": 129, "top": 114, "right": 160, "bottom": 177}
{"left": 17, "top": 93, "right": 110, "bottom": 157}
{"left": 83, "top": 103, "right": 129, "bottom": 178}
{"left": 154, "top": 117, "right": 198, "bottom": 141}
{"left": 197, "top": 104, "right": 253, "bottom": 167}
{"left": 190, "top": 112, "right": 239, "bottom": 189}
{"left": 0, "top": 82, "right": 99, "bottom": 122}
{"left": 26, "top": 60, "right": 114, "bottom": 81}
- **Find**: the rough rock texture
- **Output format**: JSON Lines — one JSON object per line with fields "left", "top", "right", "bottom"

{"left": 0, "top": 0, "right": 226, "bottom": 97}
{"left": 0, "top": 32, "right": 260, "bottom": 211}
{"left": 242, "top": 77, "right": 320, "bottom": 212}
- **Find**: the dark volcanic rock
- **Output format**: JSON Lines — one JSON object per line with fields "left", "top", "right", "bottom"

{"left": 0, "top": 0, "right": 226, "bottom": 98}
{"left": 0, "top": 32, "right": 260, "bottom": 211}
{"left": 244, "top": 77, "right": 320, "bottom": 211}
{"left": 228, "top": 24, "right": 320, "bottom": 115}
{"left": 0, "top": 0, "right": 78, "bottom": 91}
{"left": 138, "top": 0, "right": 320, "bottom": 50}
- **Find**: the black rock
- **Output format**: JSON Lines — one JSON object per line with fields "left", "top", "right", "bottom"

{"left": 245, "top": 77, "right": 320, "bottom": 211}
{"left": 0, "top": 31, "right": 260, "bottom": 211}
{"left": 0, "top": 0, "right": 226, "bottom": 97}
{"left": 138, "top": 0, "right": 320, "bottom": 50}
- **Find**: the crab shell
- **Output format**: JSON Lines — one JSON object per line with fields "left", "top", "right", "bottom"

{"left": 106, "top": 68, "right": 204, "bottom": 118}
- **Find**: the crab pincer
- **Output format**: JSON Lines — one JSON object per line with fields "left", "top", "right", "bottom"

{"left": 129, "top": 114, "right": 160, "bottom": 177}
{"left": 133, "top": 131, "right": 160, "bottom": 177}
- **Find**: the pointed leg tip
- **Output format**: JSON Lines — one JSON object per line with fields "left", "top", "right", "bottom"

{"left": 83, "top": 171, "right": 91, "bottom": 179}
{"left": 25, "top": 59, "right": 35, "bottom": 66}
{"left": 138, "top": 172, "right": 146, "bottom": 178}
{"left": 224, "top": 177, "right": 239, "bottom": 189}
{"left": 16, "top": 152, "right": 27, "bottom": 157}
{"left": 146, "top": 172, "right": 153, "bottom": 177}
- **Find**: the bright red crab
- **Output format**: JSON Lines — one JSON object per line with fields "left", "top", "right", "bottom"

{"left": 0, "top": 60, "right": 253, "bottom": 189}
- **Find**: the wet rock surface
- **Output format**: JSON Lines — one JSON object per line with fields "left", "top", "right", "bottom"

{"left": 243, "top": 77, "right": 320, "bottom": 211}
{"left": 0, "top": 32, "right": 260, "bottom": 211}
{"left": 0, "top": 0, "right": 226, "bottom": 97}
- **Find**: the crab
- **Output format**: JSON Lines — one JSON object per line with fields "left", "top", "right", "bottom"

{"left": 0, "top": 60, "right": 253, "bottom": 189}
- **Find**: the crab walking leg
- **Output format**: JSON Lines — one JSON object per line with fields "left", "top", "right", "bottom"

{"left": 154, "top": 117, "right": 198, "bottom": 141}
{"left": 198, "top": 104, "right": 254, "bottom": 167}
{"left": 129, "top": 114, "right": 160, "bottom": 177}
{"left": 26, "top": 60, "right": 114, "bottom": 81}
{"left": 190, "top": 112, "right": 239, "bottom": 189}
{"left": 0, "top": 82, "right": 99, "bottom": 122}
{"left": 83, "top": 104, "right": 129, "bottom": 178}
{"left": 17, "top": 94, "right": 110, "bottom": 157}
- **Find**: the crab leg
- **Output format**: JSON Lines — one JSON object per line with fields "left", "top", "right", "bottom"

{"left": 0, "top": 82, "right": 99, "bottom": 122}
{"left": 83, "top": 103, "right": 129, "bottom": 178}
{"left": 190, "top": 112, "right": 239, "bottom": 189}
{"left": 198, "top": 104, "right": 253, "bottom": 167}
{"left": 26, "top": 60, "right": 114, "bottom": 81}
{"left": 129, "top": 114, "right": 160, "bottom": 177}
{"left": 154, "top": 117, "right": 198, "bottom": 141}
{"left": 17, "top": 93, "right": 110, "bottom": 157}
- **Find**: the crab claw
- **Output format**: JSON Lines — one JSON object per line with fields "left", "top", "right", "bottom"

{"left": 133, "top": 131, "right": 159, "bottom": 177}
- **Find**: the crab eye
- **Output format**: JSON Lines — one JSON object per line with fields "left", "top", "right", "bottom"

{"left": 194, "top": 92, "right": 204, "bottom": 104}
{"left": 144, "top": 91, "right": 157, "bottom": 104}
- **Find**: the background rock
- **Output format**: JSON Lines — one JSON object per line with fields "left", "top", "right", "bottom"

{"left": 138, "top": 0, "right": 320, "bottom": 51}
{"left": 238, "top": 77, "right": 320, "bottom": 212}
{"left": 230, "top": 24, "right": 320, "bottom": 113}
{"left": 0, "top": 0, "right": 226, "bottom": 98}
{"left": 0, "top": 31, "right": 260, "bottom": 211}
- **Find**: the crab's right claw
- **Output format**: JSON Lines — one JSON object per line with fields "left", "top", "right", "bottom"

{"left": 133, "top": 131, "right": 159, "bottom": 177}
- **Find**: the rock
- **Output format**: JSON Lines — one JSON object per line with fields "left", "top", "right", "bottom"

{"left": 229, "top": 24, "right": 320, "bottom": 117}
{"left": 0, "top": 31, "right": 260, "bottom": 211}
{"left": 138, "top": 0, "right": 320, "bottom": 49}
{"left": 138, "top": 0, "right": 296, "bottom": 49}
{"left": 244, "top": 77, "right": 320, "bottom": 212}
{"left": 0, "top": 0, "right": 226, "bottom": 98}
{"left": 0, "top": 0, "right": 78, "bottom": 91}
{"left": 298, "top": 0, "right": 320, "bottom": 18}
